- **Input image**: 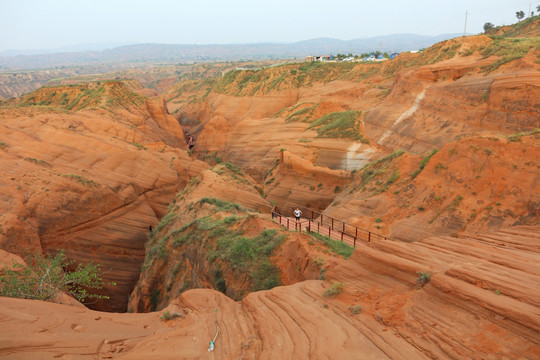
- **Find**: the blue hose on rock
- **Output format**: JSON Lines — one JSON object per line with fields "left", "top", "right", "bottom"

{"left": 208, "top": 321, "right": 220, "bottom": 352}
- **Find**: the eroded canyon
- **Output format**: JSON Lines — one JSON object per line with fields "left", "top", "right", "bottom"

{"left": 0, "top": 17, "right": 539, "bottom": 359}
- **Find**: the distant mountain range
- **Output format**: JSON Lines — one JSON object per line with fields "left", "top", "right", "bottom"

{"left": 0, "top": 34, "right": 462, "bottom": 70}
{"left": 0, "top": 42, "right": 138, "bottom": 57}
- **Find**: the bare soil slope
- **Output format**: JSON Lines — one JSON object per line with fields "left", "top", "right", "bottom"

{"left": 325, "top": 132, "right": 540, "bottom": 240}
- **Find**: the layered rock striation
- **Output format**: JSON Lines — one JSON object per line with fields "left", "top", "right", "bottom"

{"left": 0, "top": 81, "right": 208, "bottom": 311}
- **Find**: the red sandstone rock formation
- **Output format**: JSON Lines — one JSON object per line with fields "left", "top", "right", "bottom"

{"left": 171, "top": 28, "right": 539, "bottom": 237}
{"left": 1, "top": 225, "right": 538, "bottom": 359}
{"left": 0, "top": 18, "right": 539, "bottom": 360}
{"left": 325, "top": 133, "right": 539, "bottom": 240}
{"left": 0, "top": 81, "right": 208, "bottom": 311}
{"left": 127, "top": 163, "right": 286, "bottom": 312}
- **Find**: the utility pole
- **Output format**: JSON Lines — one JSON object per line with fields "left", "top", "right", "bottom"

{"left": 463, "top": 10, "right": 468, "bottom": 37}
{"left": 529, "top": 3, "right": 532, "bottom": 17}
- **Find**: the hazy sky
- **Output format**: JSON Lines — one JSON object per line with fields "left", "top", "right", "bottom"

{"left": 0, "top": 0, "right": 535, "bottom": 51}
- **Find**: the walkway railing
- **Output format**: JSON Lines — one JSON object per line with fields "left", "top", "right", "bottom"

{"left": 271, "top": 204, "right": 390, "bottom": 247}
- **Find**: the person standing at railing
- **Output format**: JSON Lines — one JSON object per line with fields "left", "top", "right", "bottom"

{"left": 294, "top": 207, "right": 302, "bottom": 221}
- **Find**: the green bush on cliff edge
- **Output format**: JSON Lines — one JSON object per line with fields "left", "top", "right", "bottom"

{"left": 0, "top": 250, "right": 114, "bottom": 303}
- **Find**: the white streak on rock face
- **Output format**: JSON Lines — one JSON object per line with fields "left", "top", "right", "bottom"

{"left": 378, "top": 88, "right": 427, "bottom": 145}
{"left": 342, "top": 144, "right": 375, "bottom": 171}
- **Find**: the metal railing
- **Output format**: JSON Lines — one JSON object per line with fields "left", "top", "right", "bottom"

{"left": 271, "top": 204, "right": 390, "bottom": 247}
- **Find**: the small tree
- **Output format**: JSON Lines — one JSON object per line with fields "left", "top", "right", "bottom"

{"left": 516, "top": 11, "right": 525, "bottom": 21}
{"left": 483, "top": 22, "right": 495, "bottom": 32}
{"left": 537, "top": 5, "right": 540, "bottom": 12}
{"left": 0, "top": 250, "right": 114, "bottom": 303}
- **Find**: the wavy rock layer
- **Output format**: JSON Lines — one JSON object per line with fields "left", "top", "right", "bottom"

{"left": 0, "top": 83, "right": 208, "bottom": 311}
{"left": 1, "top": 225, "right": 538, "bottom": 359}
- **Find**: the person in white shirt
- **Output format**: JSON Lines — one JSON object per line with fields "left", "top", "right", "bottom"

{"left": 294, "top": 208, "right": 302, "bottom": 221}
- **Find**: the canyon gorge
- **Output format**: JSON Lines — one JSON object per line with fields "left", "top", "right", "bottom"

{"left": 0, "top": 17, "right": 539, "bottom": 359}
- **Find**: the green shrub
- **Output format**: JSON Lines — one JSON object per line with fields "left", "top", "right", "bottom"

{"left": 62, "top": 174, "right": 98, "bottom": 187}
{"left": 386, "top": 170, "right": 400, "bottom": 184}
{"left": 313, "top": 258, "right": 325, "bottom": 267}
{"left": 448, "top": 195, "right": 463, "bottom": 212}
{"left": 323, "top": 282, "right": 345, "bottom": 297}
{"left": 160, "top": 310, "right": 182, "bottom": 320}
{"left": 349, "top": 305, "right": 363, "bottom": 314}
{"left": 318, "top": 267, "right": 327, "bottom": 280}
{"left": 506, "top": 128, "right": 540, "bottom": 142}
{"left": 308, "top": 111, "right": 363, "bottom": 140}
{"left": 196, "top": 216, "right": 223, "bottom": 231}
{"left": 287, "top": 106, "right": 312, "bottom": 120}
{"left": 222, "top": 216, "right": 239, "bottom": 225}
{"left": 156, "top": 212, "right": 177, "bottom": 232}
{"left": 217, "top": 228, "right": 285, "bottom": 291}
{"left": 199, "top": 198, "right": 245, "bottom": 212}
{"left": 0, "top": 250, "right": 114, "bottom": 302}
{"left": 309, "top": 232, "right": 354, "bottom": 259}
{"left": 131, "top": 142, "right": 147, "bottom": 150}
{"left": 201, "top": 151, "right": 223, "bottom": 164}
{"left": 410, "top": 149, "right": 438, "bottom": 179}
{"left": 434, "top": 163, "right": 448, "bottom": 172}
{"left": 417, "top": 271, "right": 431, "bottom": 285}
{"left": 313, "top": 257, "right": 327, "bottom": 279}
{"left": 252, "top": 260, "right": 281, "bottom": 291}
{"left": 24, "top": 157, "right": 51, "bottom": 166}
{"left": 481, "top": 37, "right": 540, "bottom": 73}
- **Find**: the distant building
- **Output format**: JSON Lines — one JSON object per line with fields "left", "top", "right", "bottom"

{"left": 390, "top": 53, "right": 400, "bottom": 59}
{"left": 307, "top": 55, "right": 338, "bottom": 62}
